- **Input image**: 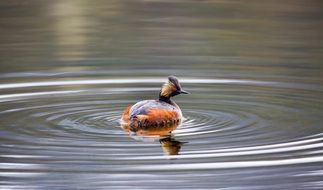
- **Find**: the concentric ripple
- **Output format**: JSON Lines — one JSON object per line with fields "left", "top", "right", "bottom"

{"left": 1, "top": 78, "right": 323, "bottom": 189}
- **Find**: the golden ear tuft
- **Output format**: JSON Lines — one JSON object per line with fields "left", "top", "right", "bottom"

{"left": 160, "top": 82, "right": 176, "bottom": 97}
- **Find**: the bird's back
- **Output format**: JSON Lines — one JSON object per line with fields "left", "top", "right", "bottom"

{"left": 122, "top": 99, "right": 182, "bottom": 128}
{"left": 130, "top": 100, "right": 178, "bottom": 119}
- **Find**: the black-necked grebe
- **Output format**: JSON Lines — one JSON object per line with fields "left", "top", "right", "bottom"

{"left": 121, "top": 76, "right": 188, "bottom": 132}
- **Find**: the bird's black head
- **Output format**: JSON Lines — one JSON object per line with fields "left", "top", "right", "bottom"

{"left": 159, "top": 76, "right": 189, "bottom": 99}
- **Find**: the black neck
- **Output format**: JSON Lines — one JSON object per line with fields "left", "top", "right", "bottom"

{"left": 159, "top": 95, "right": 172, "bottom": 104}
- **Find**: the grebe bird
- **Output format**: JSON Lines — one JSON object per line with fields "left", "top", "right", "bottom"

{"left": 121, "top": 76, "right": 188, "bottom": 132}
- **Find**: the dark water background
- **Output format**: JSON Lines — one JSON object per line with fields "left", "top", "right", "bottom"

{"left": 1, "top": 1, "right": 323, "bottom": 189}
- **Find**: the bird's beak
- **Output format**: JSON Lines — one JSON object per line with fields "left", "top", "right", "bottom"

{"left": 179, "top": 90, "right": 189, "bottom": 94}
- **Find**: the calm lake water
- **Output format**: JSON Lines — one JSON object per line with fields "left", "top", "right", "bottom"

{"left": 1, "top": 1, "right": 323, "bottom": 189}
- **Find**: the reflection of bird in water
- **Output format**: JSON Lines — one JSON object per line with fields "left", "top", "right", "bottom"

{"left": 121, "top": 120, "right": 186, "bottom": 156}
{"left": 121, "top": 76, "right": 188, "bottom": 132}
{"left": 121, "top": 124, "right": 185, "bottom": 156}
{"left": 121, "top": 122, "right": 178, "bottom": 136}
{"left": 159, "top": 136, "right": 184, "bottom": 156}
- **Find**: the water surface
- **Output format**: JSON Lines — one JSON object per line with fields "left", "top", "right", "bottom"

{"left": 1, "top": 1, "right": 323, "bottom": 189}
